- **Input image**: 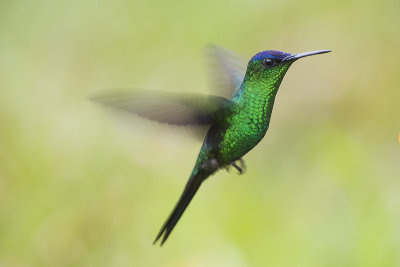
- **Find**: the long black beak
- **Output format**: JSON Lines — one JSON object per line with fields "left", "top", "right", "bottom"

{"left": 284, "top": 50, "right": 331, "bottom": 61}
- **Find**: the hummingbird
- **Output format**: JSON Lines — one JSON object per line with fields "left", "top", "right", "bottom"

{"left": 91, "top": 46, "right": 331, "bottom": 245}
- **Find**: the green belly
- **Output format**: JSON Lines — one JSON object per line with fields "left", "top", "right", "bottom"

{"left": 218, "top": 111, "right": 269, "bottom": 164}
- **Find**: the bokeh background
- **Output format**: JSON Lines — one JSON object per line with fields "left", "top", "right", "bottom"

{"left": 1, "top": 0, "right": 399, "bottom": 266}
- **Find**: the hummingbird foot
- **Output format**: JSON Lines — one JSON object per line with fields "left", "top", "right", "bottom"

{"left": 230, "top": 158, "right": 246, "bottom": 175}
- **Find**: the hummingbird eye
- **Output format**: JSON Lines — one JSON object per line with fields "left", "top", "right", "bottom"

{"left": 262, "top": 58, "right": 278, "bottom": 68}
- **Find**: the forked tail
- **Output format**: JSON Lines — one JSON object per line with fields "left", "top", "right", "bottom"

{"left": 153, "top": 171, "right": 210, "bottom": 245}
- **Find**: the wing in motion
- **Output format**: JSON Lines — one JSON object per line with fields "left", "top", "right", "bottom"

{"left": 205, "top": 45, "right": 246, "bottom": 98}
{"left": 89, "top": 89, "right": 235, "bottom": 126}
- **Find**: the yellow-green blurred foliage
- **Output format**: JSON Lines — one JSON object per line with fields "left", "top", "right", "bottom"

{"left": 1, "top": 0, "right": 399, "bottom": 266}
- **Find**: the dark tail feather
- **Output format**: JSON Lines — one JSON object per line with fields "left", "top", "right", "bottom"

{"left": 154, "top": 174, "right": 205, "bottom": 245}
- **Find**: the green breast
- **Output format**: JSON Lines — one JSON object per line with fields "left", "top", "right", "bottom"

{"left": 215, "top": 58, "right": 292, "bottom": 164}
{"left": 217, "top": 90, "right": 276, "bottom": 163}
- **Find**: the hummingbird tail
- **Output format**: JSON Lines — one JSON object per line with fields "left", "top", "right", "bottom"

{"left": 153, "top": 171, "right": 210, "bottom": 245}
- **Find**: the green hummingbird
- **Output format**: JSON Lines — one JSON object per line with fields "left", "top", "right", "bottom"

{"left": 91, "top": 46, "right": 331, "bottom": 245}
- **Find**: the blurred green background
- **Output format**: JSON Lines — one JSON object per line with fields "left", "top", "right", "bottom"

{"left": 1, "top": 0, "right": 399, "bottom": 266}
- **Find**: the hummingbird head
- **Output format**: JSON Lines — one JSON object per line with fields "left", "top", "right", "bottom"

{"left": 245, "top": 49, "right": 331, "bottom": 89}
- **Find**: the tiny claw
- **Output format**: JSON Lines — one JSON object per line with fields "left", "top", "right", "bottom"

{"left": 238, "top": 158, "right": 246, "bottom": 173}
{"left": 231, "top": 161, "right": 243, "bottom": 174}
{"left": 230, "top": 158, "right": 246, "bottom": 175}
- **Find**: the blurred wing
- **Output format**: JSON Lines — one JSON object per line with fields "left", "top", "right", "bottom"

{"left": 89, "top": 89, "right": 234, "bottom": 126}
{"left": 205, "top": 45, "right": 246, "bottom": 99}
